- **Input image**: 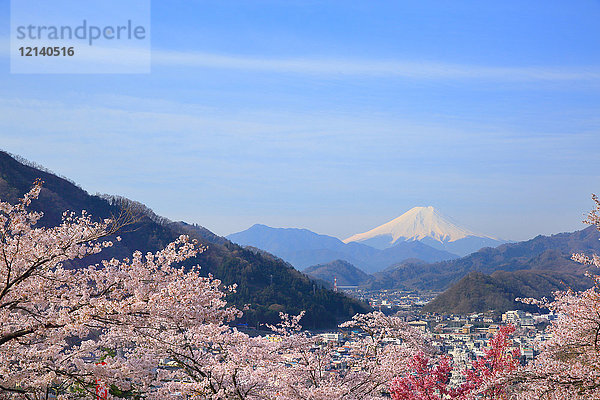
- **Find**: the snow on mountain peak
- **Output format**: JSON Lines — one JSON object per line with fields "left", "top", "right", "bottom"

{"left": 343, "top": 206, "right": 494, "bottom": 246}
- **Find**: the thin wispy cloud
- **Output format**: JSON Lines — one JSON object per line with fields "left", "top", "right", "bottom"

{"left": 1, "top": 35, "right": 597, "bottom": 82}
{"left": 151, "top": 49, "right": 600, "bottom": 82}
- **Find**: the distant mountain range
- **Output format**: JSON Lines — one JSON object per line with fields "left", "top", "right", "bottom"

{"left": 0, "top": 151, "right": 368, "bottom": 328}
{"left": 344, "top": 206, "right": 506, "bottom": 256}
{"left": 369, "top": 225, "right": 599, "bottom": 314}
{"left": 300, "top": 223, "right": 599, "bottom": 314}
{"left": 228, "top": 207, "right": 507, "bottom": 275}
{"left": 365, "top": 225, "right": 599, "bottom": 291}
{"left": 227, "top": 224, "right": 458, "bottom": 274}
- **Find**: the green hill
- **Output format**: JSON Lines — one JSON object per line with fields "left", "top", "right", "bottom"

{"left": 303, "top": 260, "right": 370, "bottom": 286}
{"left": 422, "top": 270, "right": 592, "bottom": 314}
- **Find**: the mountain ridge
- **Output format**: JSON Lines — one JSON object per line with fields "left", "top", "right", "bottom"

{"left": 344, "top": 206, "right": 492, "bottom": 243}
{"left": 364, "top": 225, "right": 599, "bottom": 292}
{"left": 343, "top": 206, "right": 505, "bottom": 256}
{"left": 227, "top": 223, "right": 458, "bottom": 274}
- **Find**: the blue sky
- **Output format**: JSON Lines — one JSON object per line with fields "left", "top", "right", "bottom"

{"left": 0, "top": 0, "right": 599, "bottom": 240}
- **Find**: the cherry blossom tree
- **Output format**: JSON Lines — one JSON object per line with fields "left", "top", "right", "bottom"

{"left": 461, "top": 324, "right": 520, "bottom": 400}
{"left": 389, "top": 352, "right": 456, "bottom": 400}
{"left": 516, "top": 195, "right": 600, "bottom": 400}
{"left": 0, "top": 180, "right": 128, "bottom": 398}
{"left": 88, "top": 258, "right": 275, "bottom": 400}
{"left": 389, "top": 325, "right": 519, "bottom": 400}
{"left": 0, "top": 182, "right": 243, "bottom": 399}
{"left": 271, "top": 311, "right": 430, "bottom": 400}
{"left": 116, "top": 309, "right": 431, "bottom": 400}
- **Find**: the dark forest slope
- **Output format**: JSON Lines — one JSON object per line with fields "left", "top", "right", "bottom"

{"left": 0, "top": 151, "right": 369, "bottom": 328}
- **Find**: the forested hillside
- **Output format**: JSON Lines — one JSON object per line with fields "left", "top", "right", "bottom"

{"left": 0, "top": 151, "right": 368, "bottom": 328}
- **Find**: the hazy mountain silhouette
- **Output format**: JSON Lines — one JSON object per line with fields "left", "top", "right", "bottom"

{"left": 228, "top": 224, "right": 458, "bottom": 274}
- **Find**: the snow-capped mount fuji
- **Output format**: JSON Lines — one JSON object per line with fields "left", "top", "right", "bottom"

{"left": 343, "top": 206, "right": 506, "bottom": 256}
{"left": 345, "top": 206, "right": 478, "bottom": 244}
